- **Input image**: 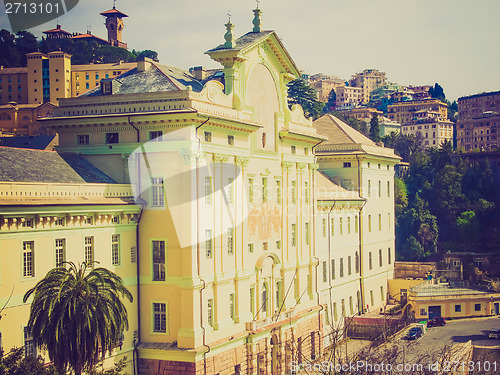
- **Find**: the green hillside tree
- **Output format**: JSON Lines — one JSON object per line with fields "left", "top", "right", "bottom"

{"left": 369, "top": 112, "right": 381, "bottom": 142}
{"left": 286, "top": 79, "right": 325, "bottom": 120}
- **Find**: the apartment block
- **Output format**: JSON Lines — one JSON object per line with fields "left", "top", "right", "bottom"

{"left": 457, "top": 91, "right": 500, "bottom": 151}
{"left": 349, "top": 69, "right": 387, "bottom": 104}
{"left": 387, "top": 98, "right": 448, "bottom": 126}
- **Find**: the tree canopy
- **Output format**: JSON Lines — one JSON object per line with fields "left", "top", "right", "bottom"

{"left": 23, "top": 262, "right": 133, "bottom": 375}
{"left": 286, "top": 79, "right": 325, "bottom": 120}
{"left": 369, "top": 112, "right": 381, "bottom": 143}
{"left": 394, "top": 141, "right": 500, "bottom": 261}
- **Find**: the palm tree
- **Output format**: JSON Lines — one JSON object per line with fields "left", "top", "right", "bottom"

{"left": 23, "top": 262, "right": 133, "bottom": 375}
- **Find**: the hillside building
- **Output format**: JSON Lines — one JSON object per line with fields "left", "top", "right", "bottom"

{"left": 349, "top": 69, "right": 387, "bottom": 105}
{"left": 457, "top": 91, "right": 500, "bottom": 151}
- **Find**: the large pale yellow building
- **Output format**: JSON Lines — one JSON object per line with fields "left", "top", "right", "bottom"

{"left": 1, "top": 8, "right": 401, "bottom": 375}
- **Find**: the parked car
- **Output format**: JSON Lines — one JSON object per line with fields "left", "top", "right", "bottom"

{"left": 427, "top": 317, "right": 446, "bottom": 327}
{"left": 489, "top": 329, "right": 500, "bottom": 339}
{"left": 407, "top": 327, "right": 423, "bottom": 340}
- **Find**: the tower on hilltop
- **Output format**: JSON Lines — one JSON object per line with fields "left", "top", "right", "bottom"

{"left": 100, "top": 1, "right": 128, "bottom": 49}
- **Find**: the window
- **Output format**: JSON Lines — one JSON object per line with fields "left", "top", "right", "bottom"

{"left": 341, "top": 299, "right": 346, "bottom": 317}
{"left": 275, "top": 281, "right": 282, "bottom": 313}
{"left": 263, "top": 242, "right": 268, "bottom": 251}
{"left": 24, "top": 327, "right": 36, "bottom": 357}
{"left": 331, "top": 218, "right": 334, "bottom": 236}
{"left": 291, "top": 224, "right": 296, "bottom": 247}
{"left": 322, "top": 261, "right": 327, "bottom": 282}
{"left": 55, "top": 239, "right": 65, "bottom": 266}
{"left": 331, "top": 259, "right": 335, "bottom": 279}
{"left": 248, "top": 178, "right": 254, "bottom": 204}
{"left": 475, "top": 303, "right": 481, "bottom": 312}
{"left": 112, "top": 234, "right": 120, "bottom": 266}
{"left": 229, "top": 293, "right": 235, "bottom": 320}
{"left": 339, "top": 217, "right": 343, "bottom": 235}
{"left": 276, "top": 240, "right": 281, "bottom": 250}
{"left": 343, "top": 162, "right": 351, "bottom": 168}
{"left": 112, "top": 215, "right": 120, "bottom": 224}
{"left": 291, "top": 181, "right": 296, "bottom": 204}
{"left": 23, "top": 241, "right": 34, "bottom": 277}
{"left": 262, "top": 177, "right": 267, "bottom": 203}
{"left": 207, "top": 299, "right": 214, "bottom": 326}
{"left": 86, "top": 82, "right": 89, "bottom": 89}
{"left": 106, "top": 132, "right": 119, "bottom": 144}
{"left": 349, "top": 296, "right": 353, "bottom": 315}
{"left": 379, "top": 214, "right": 382, "bottom": 230}
{"left": 368, "top": 215, "right": 372, "bottom": 232}
{"left": 304, "top": 182, "right": 309, "bottom": 204}
{"left": 369, "top": 252, "right": 372, "bottom": 270}
{"left": 368, "top": 180, "right": 371, "bottom": 197}
{"left": 322, "top": 218, "right": 326, "bottom": 237}
{"left": 348, "top": 256, "right": 352, "bottom": 275}
{"left": 262, "top": 284, "right": 268, "bottom": 314}
{"left": 378, "top": 181, "right": 381, "bottom": 197}
{"left": 204, "top": 131, "right": 211, "bottom": 142}
{"left": 248, "top": 243, "right": 254, "bottom": 253}
{"left": 55, "top": 217, "right": 65, "bottom": 226}
{"left": 387, "top": 181, "right": 390, "bottom": 197}
{"left": 379, "top": 249, "right": 382, "bottom": 267}
{"left": 250, "top": 287, "right": 255, "bottom": 316}
{"left": 276, "top": 179, "right": 281, "bottom": 204}
{"left": 149, "top": 130, "right": 163, "bottom": 141}
{"left": 84, "top": 237, "right": 94, "bottom": 266}
{"left": 355, "top": 252, "right": 359, "bottom": 273}
{"left": 305, "top": 222, "right": 309, "bottom": 245}
{"left": 333, "top": 302, "right": 338, "bottom": 321}
{"left": 370, "top": 290, "right": 374, "bottom": 306}
{"left": 152, "top": 240, "right": 165, "bottom": 281}
{"left": 347, "top": 217, "right": 351, "bottom": 234}
{"left": 225, "top": 178, "right": 234, "bottom": 205}
{"left": 151, "top": 177, "right": 165, "bottom": 207}
{"left": 380, "top": 286, "right": 385, "bottom": 301}
{"left": 205, "top": 229, "right": 213, "bottom": 257}
{"left": 22, "top": 218, "right": 34, "bottom": 228}
{"left": 339, "top": 258, "right": 344, "bottom": 277}
{"left": 388, "top": 247, "right": 391, "bottom": 264}
{"left": 204, "top": 177, "right": 212, "bottom": 204}
{"left": 153, "top": 303, "right": 167, "bottom": 332}
{"left": 455, "top": 305, "right": 461, "bottom": 312}
{"left": 227, "top": 228, "right": 234, "bottom": 254}
{"left": 228, "top": 135, "right": 234, "bottom": 145}
{"left": 291, "top": 145, "right": 296, "bottom": 154}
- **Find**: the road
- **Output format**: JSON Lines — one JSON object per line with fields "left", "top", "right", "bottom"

{"left": 389, "top": 316, "right": 500, "bottom": 363}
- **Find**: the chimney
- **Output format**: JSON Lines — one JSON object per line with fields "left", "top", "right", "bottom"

{"left": 191, "top": 66, "right": 205, "bottom": 81}
{"left": 137, "top": 57, "right": 153, "bottom": 72}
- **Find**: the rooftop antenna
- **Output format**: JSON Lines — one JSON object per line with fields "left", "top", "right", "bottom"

{"left": 256, "top": 0, "right": 260, "bottom": 9}
{"left": 227, "top": 10, "right": 231, "bottom": 22}
{"left": 113, "top": 0, "right": 116, "bottom": 9}
{"left": 87, "top": 25, "right": 91, "bottom": 34}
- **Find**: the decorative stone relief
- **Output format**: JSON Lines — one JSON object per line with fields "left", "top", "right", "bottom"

{"left": 281, "top": 161, "right": 293, "bottom": 171}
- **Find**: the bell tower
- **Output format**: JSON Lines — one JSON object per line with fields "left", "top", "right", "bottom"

{"left": 100, "top": 1, "right": 128, "bottom": 49}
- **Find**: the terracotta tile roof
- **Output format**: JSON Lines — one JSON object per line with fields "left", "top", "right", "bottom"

{"left": 314, "top": 114, "right": 376, "bottom": 146}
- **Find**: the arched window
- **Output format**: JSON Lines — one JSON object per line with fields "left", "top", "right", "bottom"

{"left": 1, "top": 113, "right": 12, "bottom": 120}
{"left": 21, "top": 116, "right": 30, "bottom": 122}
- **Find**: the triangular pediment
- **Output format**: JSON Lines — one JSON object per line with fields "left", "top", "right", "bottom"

{"left": 206, "top": 30, "right": 300, "bottom": 77}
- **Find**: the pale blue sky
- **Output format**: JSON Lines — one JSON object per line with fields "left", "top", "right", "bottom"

{"left": 1, "top": 0, "right": 499, "bottom": 101}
